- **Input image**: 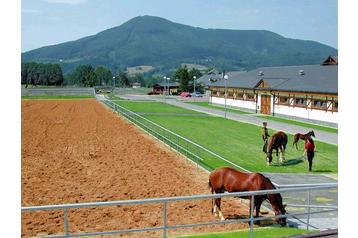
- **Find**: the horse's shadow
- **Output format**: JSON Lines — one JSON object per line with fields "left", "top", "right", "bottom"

{"left": 271, "top": 156, "right": 305, "bottom": 167}
{"left": 225, "top": 214, "right": 275, "bottom": 226}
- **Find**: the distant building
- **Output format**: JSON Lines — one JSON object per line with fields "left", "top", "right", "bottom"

{"left": 132, "top": 82, "right": 141, "bottom": 88}
{"left": 151, "top": 82, "right": 180, "bottom": 95}
{"left": 199, "top": 56, "right": 338, "bottom": 124}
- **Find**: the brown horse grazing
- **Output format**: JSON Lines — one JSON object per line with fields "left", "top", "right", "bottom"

{"left": 208, "top": 167, "right": 287, "bottom": 226}
{"left": 266, "top": 131, "right": 288, "bottom": 165}
{"left": 293, "top": 130, "right": 315, "bottom": 150}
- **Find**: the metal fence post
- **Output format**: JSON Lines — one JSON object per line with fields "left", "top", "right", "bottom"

{"left": 307, "top": 190, "right": 311, "bottom": 230}
{"left": 163, "top": 202, "right": 168, "bottom": 238}
{"left": 249, "top": 195, "right": 254, "bottom": 238}
{"left": 64, "top": 208, "right": 69, "bottom": 237}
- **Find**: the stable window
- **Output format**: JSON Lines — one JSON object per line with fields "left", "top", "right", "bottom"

{"left": 294, "top": 97, "right": 307, "bottom": 107}
{"left": 332, "top": 101, "right": 338, "bottom": 111}
{"left": 237, "top": 92, "right": 244, "bottom": 99}
{"left": 278, "top": 96, "right": 290, "bottom": 105}
{"left": 246, "top": 93, "right": 256, "bottom": 101}
{"left": 312, "top": 99, "right": 328, "bottom": 110}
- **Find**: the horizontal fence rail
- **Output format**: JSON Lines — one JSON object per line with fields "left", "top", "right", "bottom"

{"left": 22, "top": 184, "right": 338, "bottom": 238}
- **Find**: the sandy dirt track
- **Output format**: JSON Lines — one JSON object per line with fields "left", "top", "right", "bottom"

{"left": 21, "top": 99, "right": 249, "bottom": 237}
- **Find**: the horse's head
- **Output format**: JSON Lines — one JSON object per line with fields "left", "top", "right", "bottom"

{"left": 265, "top": 177, "right": 287, "bottom": 226}
{"left": 266, "top": 152, "right": 272, "bottom": 165}
{"left": 310, "top": 130, "right": 315, "bottom": 137}
{"left": 266, "top": 138, "right": 273, "bottom": 165}
{"left": 273, "top": 202, "right": 287, "bottom": 226}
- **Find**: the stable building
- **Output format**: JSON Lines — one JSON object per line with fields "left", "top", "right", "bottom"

{"left": 151, "top": 82, "right": 180, "bottom": 95}
{"left": 203, "top": 56, "right": 338, "bottom": 124}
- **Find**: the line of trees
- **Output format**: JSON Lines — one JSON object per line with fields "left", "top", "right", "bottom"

{"left": 21, "top": 62, "right": 205, "bottom": 90}
{"left": 21, "top": 62, "right": 64, "bottom": 87}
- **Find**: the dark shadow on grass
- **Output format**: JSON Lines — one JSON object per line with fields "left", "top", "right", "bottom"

{"left": 312, "top": 169, "right": 333, "bottom": 173}
{"left": 270, "top": 156, "right": 305, "bottom": 167}
{"left": 226, "top": 214, "right": 275, "bottom": 226}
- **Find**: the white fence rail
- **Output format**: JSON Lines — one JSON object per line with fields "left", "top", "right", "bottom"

{"left": 21, "top": 184, "right": 338, "bottom": 238}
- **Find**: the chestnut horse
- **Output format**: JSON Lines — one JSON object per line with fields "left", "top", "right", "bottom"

{"left": 293, "top": 130, "right": 315, "bottom": 150}
{"left": 208, "top": 167, "right": 287, "bottom": 226}
{"left": 266, "top": 131, "right": 288, "bottom": 165}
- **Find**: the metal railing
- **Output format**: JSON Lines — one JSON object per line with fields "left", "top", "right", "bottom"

{"left": 99, "top": 96, "right": 250, "bottom": 173}
{"left": 21, "top": 184, "right": 338, "bottom": 238}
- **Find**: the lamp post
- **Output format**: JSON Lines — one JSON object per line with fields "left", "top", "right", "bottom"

{"left": 224, "top": 74, "right": 229, "bottom": 119}
{"left": 163, "top": 76, "right": 166, "bottom": 102}
{"left": 193, "top": 75, "right": 196, "bottom": 101}
{"left": 113, "top": 76, "right": 115, "bottom": 88}
{"left": 193, "top": 76, "right": 196, "bottom": 95}
{"left": 167, "top": 77, "right": 170, "bottom": 96}
{"left": 208, "top": 78, "right": 217, "bottom": 105}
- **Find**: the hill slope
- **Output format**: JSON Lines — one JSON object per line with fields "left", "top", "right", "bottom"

{"left": 22, "top": 15, "right": 338, "bottom": 73}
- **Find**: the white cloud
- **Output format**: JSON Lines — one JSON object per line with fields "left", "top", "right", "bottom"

{"left": 46, "top": 0, "right": 87, "bottom": 5}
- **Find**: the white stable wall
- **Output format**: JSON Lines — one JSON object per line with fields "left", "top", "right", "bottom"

{"left": 211, "top": 97, "right": 257, "bottom": 110}
{"left": 274, "top": 104, "right": 338, "bottom": 123}
{"left": 212, "top": 96, "right": 338, "bottom": 123}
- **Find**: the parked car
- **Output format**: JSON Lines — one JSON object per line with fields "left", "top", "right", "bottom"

{"left": 180, "top": 92, "right": 191, "bottom": 97}
{"left": 191, "top": 92, "right": 203, "bottom": 97}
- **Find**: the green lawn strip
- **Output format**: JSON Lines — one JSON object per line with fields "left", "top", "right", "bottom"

{"left": 115, "top": 100, "right": 205, "bottom": 115}
{"left": 113, "top": 101, "right": 338, "bottom": 174}
{"left": 256, "top": 115, "right": 337, "bottom": 134}
{"left": 21, "top": 95, "right": 94, "bottom": 99}
{"left": 176, "top": 227, "right": 316, "bottom": 238}
{"left": 188, "top": 102, "right": 253, "bottom": 115}
{"left": 21, "top": 85, "right": 59, "bottom": 88}
{"left": 107, "top": 94, "right": 125, "bottom": 100}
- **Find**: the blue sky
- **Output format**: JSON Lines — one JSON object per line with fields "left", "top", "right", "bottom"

{"left": 22, "top": 0, "right": 338, "bottom": 52}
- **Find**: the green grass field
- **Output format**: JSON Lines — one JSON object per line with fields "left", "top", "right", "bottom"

{"left": 21, "top": 95, "right": 94, "bottom": 99}
{"left": 176, "top": 227, "right": 316, "bottom": 238}
{"left": 188, "top": 102, "right": 252, "bottom": 115}
{"left": 256, "top": 115, "right": 338, "bottom": 134}
{"left": 114, "top": 101, "right": 338, "bottom": 174}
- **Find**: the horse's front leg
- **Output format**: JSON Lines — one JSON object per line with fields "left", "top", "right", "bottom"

{"left": 282, "top": 147, "right": 285, "bottom": 161}
{"left": 215, "top": 198, "right": 225, "bottom": 221}
{"left": 280, "top": 146, "right": 285, "bottom": 163}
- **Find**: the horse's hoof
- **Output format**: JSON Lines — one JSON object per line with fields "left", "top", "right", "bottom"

{"left": 267, "top": 162, "right": 270, "bottom": 166}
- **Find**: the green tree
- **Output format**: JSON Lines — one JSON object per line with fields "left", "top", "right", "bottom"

{"left": 95, "top": 66, "right": 113, "bottom": 86}
{"left": 21, "top": 62, "right": 64, "bottom": 86}
{"left": 173, "top": 66, "right": 190, "bottom": 92}
{"left": 132, "top": 73, "right": 145, "bottom": 86}
{"left": 71, "top": 64, "right": 98, "bottom": 87}
{"left": 116, "top": 70, "right": 131, "bottom": 87}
